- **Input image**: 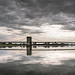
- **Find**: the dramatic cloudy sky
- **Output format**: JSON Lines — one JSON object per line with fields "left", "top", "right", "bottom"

{"left": 0, "top": 0, "right": 75, "bottom": 41}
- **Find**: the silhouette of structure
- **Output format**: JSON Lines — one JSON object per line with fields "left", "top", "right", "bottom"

{"left": 0, "top": 36, "right": 75, "bottom": 55}
{"left": 26, "top": 36, "right": 32, "bottom": 55}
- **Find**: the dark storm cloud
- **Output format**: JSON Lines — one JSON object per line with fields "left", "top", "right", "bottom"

{"left": 0, "top": 0, "right": 75, "bottom": 32}
{"left": 30, "top": 30, "right": 43, "bottom": 34}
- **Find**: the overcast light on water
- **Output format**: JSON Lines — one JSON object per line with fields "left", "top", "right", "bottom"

{"left": 0, "top": 46, "right": 75, "bottom": 75}
{"left": 0, "top": 0, "right": 75, "bottom": 75}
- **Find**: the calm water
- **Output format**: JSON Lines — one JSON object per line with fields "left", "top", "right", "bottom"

{"left": 0, "top": 46, "right": 75, "bottom": 75}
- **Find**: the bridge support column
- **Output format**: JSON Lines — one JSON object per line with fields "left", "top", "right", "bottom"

{"left": 26, "top": 36, "right": 32, "bottom": 55}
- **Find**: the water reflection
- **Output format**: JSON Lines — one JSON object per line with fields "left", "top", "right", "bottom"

{"left": 0, "top": 50, "right": 75, "bottom": 65}
{"left": 0, "top": 45, "right": 75, "bottom": 55}
{"left": 0, "top": 49, "right": 75, "bottom": 74}
{"left": 0, "top": 44, "right": 75, "bottom": 49}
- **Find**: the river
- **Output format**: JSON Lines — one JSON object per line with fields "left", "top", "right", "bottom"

{"left": 0, "top": 46, "right": 75, "bottom": 75}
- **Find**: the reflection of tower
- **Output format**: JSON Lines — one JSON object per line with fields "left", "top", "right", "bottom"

{"left": 26, "top": 37, "right": 32, "bottom": 55}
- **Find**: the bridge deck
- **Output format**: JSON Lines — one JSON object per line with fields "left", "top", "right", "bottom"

{"left": 0, "top": 41, "right": 75, "bottom": 43}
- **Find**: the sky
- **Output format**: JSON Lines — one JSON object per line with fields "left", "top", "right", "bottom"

{"left": 0, "top": 0, "right": 75, "bottom": 42}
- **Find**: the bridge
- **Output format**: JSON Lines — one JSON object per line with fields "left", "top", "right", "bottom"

{"left": 0, "top": 36, "right": 75, "bottom": 55}
{"left": 0, "top": 41, "right": 75, "bottom": 45}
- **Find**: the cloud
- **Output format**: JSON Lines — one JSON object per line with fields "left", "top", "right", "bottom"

{"left": 0, "top": 0, "right": 75, "bottom": 37}
{"left": 0, "top": 34, "right": 8, "bottom": 41}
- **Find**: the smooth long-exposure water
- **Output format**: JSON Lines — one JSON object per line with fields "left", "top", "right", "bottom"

{"left": 0, "top": 46, "right": 75, "bottom": 75}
